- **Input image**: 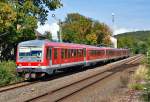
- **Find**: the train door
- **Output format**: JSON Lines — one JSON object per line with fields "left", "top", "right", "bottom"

{"left": 52, "top": 48, "right": 60, "bottom": 65}
{"left": 83, "top": 48, "right": 86, "bottom": 65}
{"left": 46, "top": 47, "right": 52, "bottom": 66}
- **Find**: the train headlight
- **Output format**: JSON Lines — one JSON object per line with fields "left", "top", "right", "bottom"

{"left": 38, "top": 64, "right": 41, "bottom": 66}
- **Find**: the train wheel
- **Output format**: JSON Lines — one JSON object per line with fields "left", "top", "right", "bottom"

{"left": 53, "top": 70, "right": 56, "bottom": 74}
{"left": 24, "top": 73, "right": 31, "bottom": 80}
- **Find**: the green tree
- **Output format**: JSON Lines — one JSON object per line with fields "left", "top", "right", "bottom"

{"left": 44, "top": 31, "right": 52, "bottom": 41}
{"left": 62, "top": 13, "right": 92, "bottom": 44}
{"left": 62, "top": 13, "right": 112, "bottom": 45}
{"left": 0, "top": 0, "right": 62, "bottom": 60}
{"left": 116, "top": 30, "right": 150, "bottom": 54}
{"left": 91, "top": 21, "right": 112, "bottom": 46}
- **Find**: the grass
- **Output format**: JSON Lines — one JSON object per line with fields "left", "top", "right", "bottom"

{"left": 128, "top": 83, "right": 144, "bottom": 90}
{"left": 127, "top": 65, "right": 147, "bottom": 90}
{"left": 134, "top": 65, "right": 148, "bottom": 82}
{"left": 0, "top": 61, "right": 22, "bottom": 86}
{"left": 127, "top": 55, "right": 150, "bottom": 102}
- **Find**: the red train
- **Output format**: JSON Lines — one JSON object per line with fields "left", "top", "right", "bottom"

{"left": 16, "top": 40, "right": 129, "bottom": 79}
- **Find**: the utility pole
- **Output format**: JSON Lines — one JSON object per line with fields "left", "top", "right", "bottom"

{"left": 111, "top": 12, "right": 117, "bottom": 48}
{"left": 112, "top": 12, "right": 115, "bottom": 35}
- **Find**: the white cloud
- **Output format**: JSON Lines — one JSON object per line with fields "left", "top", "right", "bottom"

{"left": 113, "top": 27, "right": 139, "bottom": 35}
{"left": 37, "top": 22, "right": 59, "bottom": 40}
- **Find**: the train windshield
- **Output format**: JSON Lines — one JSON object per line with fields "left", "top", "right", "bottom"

{"left": 18, "top": 47, "right": 43, "bottom": 62}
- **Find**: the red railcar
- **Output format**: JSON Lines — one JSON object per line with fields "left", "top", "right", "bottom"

{"left": 16, "top": 40, "right": 129, "bottom": 78}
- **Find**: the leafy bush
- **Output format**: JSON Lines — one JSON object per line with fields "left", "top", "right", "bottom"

{"left": 142, "top": 83, "right": 150, "bottom": 101}
{"left": 141, "top": 50, "right": 150, "bottom": 101}
{"left": 0, "top": 61, "right": 22, "bottom": 86}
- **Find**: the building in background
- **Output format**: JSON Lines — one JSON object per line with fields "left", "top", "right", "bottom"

{"left": 110, "top": 36, "right": 117, "bottom": 48}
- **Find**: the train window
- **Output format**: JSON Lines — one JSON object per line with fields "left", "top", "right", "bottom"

{"left": 76, "top": 49, "right": 78, "bottom": 57}
{"left": 78, "top": 49, "right": 80, "bottom": 57}
{"left": 71, "top": 49, "right": 74, "bottom": 57}
{"left": 46, "top": 48, "right": 49, "bottom": 59}
{"left": 46, "top": 48, "right": 51, "bottom": 60}
{"left": 81, "top": 49, "right": 84, "bottom": 57}
{"left": 98, "top": 50, "right": 101, "bottom": 55}
{"left": 65, "top": 49, "right": 68, "bottom": 58}
{"left": 79, "top": 49, "right": 81, "bottom": 57}
{"left": 83, "top": 48, "right": 86, "bottom": 57}
{"left": 79, "top": 49, "right": 82, "bottom": 57}
{"left": 106, "top": 50, "right": 109, "bottom": 55}
{"left": 95, "top": 50, "right": 97, "bottom": 55}
{"left": 96, "top": 50, "right": 98, "bottom": 55}
{"left": 54, "top": 48, "right": 57, "bottom": 59}
{"left": 90, "top": 50, "right": 92, "bottom": 55}
{"left": 109, "top": 50, "right": 113, "bottom": 55}
{"left": 61, "top": 49, "right": 65, "bottom": 59}
{"left": 68, "top": 49, "right": 71, "bottom": 58}
{"left": 74, "top": 49, "right": 76, "bottom": 57}
{"left": 89, "top": 50, "right": 91, "bottom": 55}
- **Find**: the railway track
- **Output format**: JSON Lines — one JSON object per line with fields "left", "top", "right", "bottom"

{"left": 25, "top": 55, "right": 143, "bottom": 102}
{"left": 0, "top": 70, "right": 85, "bottom": 93}
{"left": 0, "top": 81, "right": 38, "bottom": 93}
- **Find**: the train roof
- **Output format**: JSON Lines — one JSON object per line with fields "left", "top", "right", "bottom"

{"left": 18, "top": 40, "right": 128, "bottom": 50}
{"left": 18, "top": 40, "right": 47, "bottom": 47}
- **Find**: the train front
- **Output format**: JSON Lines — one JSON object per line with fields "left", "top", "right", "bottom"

{"left": 16, "top": 40, "right": 47, "bottom": 79}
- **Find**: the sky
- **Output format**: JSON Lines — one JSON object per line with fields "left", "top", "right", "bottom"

{"left": 37, "top": 0, "right": 150, "bottom": 39}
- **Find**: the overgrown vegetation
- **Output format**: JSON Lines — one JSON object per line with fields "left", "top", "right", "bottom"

{"left": 0, "top": 61, "right": 22, "bottom": 86}
{"left": 127, "top": 65, "right": 147, "bottom": 90}
{"left": 115, "top": 31, "right": 150, "bottom": 54}
{"left": 142, "top": 50, "right": 150, "bottom": 101}
{"left": 126, "top": 51, "right": 150, "bottom": 101}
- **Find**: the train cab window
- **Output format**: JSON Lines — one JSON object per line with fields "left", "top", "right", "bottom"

{"left": 54, "top": 48, "right": 57, "bottom": 59}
